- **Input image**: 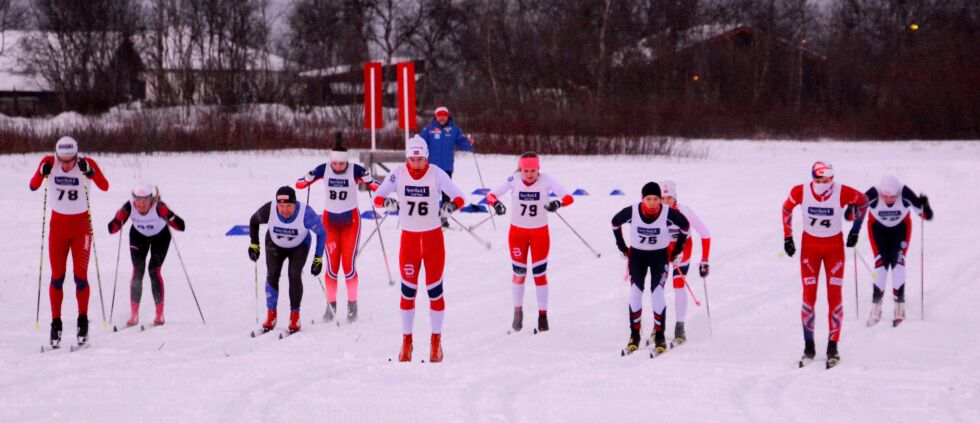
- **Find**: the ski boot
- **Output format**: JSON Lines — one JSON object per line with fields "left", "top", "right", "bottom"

{"left": 621, "top": 329, "right": 641, "bottom": 356}
{"left": 126, "top": 302, "right": 140, "bottom": 327}
{"left": 261, "top": 309, "right": 277, "bottom": 332}
{"left": 799, "top": 340, "right": 816, "bottom": 367}
{"left": 826, "top": 341, "right": 840, "bottom": 369}
{"left": 536, "top": 312, "right": 549, "bottom": 333}
{"left": 399, "top": 334, "right": 413, "bottom": 362}
{"left": 153, "top": 303, "right": 165, "bottom": 326}
{"left": 673, "top": 322, "right": 687, "bottom": 346}
{"left": 511, "top": 307, "right": 523, "bottom": 332}
{"left": 430, "top": 333, "right": 444, "bottom": 363}
{"left": 652, "top": 330, "right": 668, "bottom": 355}
{"left": 866, "top": 300, "right": 882, "bottom": 327}
{"left": 347, "top": 301, "right": 358, "bottom": 323}
{"left": 50, "top": 318, "right": 63, "bottom": 348}
{"left": 323, "top": 301, "right": 337, "bottom": 323}
{"left": 893, "top": 301, "right": 906, "bottom": 327}
{"left": 287, "top": 310, "right": 301, "bottom": 333}
{"left": 77, "top": 315, "right": 89, "bottom": 345}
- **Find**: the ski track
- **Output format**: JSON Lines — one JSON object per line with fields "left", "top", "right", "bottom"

{"left": 1, "top": 140, "right": 979, "bottom": 422}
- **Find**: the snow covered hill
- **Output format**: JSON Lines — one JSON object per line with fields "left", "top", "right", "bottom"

{"left": 1, "top": 140, "right": 977, "bottom": 422}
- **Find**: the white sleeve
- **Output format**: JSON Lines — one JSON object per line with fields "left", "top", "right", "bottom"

{"left": 374, "top": 167, "right": 399, "bottom": 198}
{"left": 435, "top": 167, "right": 466, "bottom": 201}
{"left": 545, "top": 174, "right": 571, "bottom": 199}
{"left": 681, "top": 204, "right": 710, "bottom": 238}
{"left": 489, "top": 173, "right": 516, "bottom": 199}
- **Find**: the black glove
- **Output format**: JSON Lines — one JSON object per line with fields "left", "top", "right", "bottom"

{"left": 171, "top": 215, "right": 186, "bottom": 231}
{"left": 616, "top": 240, "right": 629, "bottom": 257}
{"left": 844, "top": 204, "right": 856, "bottom": 221}
{"left": 248, "top": 244, "right": 260, "bottom": 262}
{"left": 492, "top": 201, "right": 506, "bottom": 215}
{"left": 784, "top": 237, "right": 796, "bottom": 257}
{"left": 108, "top": 219, "right": 122, "bottom": 234}
{"left": 311, "top": 257, "right": 323, "bottom": 276}
{"left": 920, "top": 195, "right": 933, "bottom": 220}
{"left": 846, "top": 231, "right": 859, "bottom": 248}
{"left": 383, "top": 197, "right": 399, "bottom": 212}
{"left": 699, "top": 262, "right": 709, "bottom": 278}
{"left": 441, "top": 200, "right": 459, "bottom": 214}
{"left": 40, "top": 161, "right": 53, "bottom": 177}
{"left": 77, "top": 158, "right": 94, "bottom": 177}
{"left": 544, "top": 200, "right": 562, "bottom": 212}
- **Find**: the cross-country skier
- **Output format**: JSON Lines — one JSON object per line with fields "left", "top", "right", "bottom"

{"left": 248, "top": 186, "right": 326, "bottom": 334}
{"left": 782, "top": 161, "right": 867, "bottom": 368}
{"left": 29, "top": 136, "right": 110, "bottom": 348}
{"left": 612, "top": 182, "right": 690, "bottom": 356}
{"left": 660, "top": 180, "right": 711, "bottom": 345}
{"left": 295, "top": 135, "right": 378, "bottom": 323}
{"left": 863, "top": 175, "right": 933, "bottom": 327}
{"left": 107, "top": 182, "right": 186, "bottom": 327}
{"left": 485, "top": 152, "right": 574, "bottom": 333}
{"left": 372, "top": 135, "right": 467, "bottom": 362}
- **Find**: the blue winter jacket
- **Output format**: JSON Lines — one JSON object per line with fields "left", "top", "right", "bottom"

{"left": 418, "top": 117, "right": 472, "bottom": 174}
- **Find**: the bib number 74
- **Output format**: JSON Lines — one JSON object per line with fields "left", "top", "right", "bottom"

{"left": 809, "top": 217, "right": 832, "bottom": 228}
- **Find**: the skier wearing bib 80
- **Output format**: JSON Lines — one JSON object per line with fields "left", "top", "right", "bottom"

{"left": 372, "top": 135, "right": 467, "bottom": 363}
{"left": 612, "top": 182, "right": 690, "bottom": 356}
{"left": 782, "top": 161, "right": 867, "bottom": 368}
{"left": 485, "top": 152, "right": 574, "bottom": 333}
{"left": 295, "top": 135, "right": 378, "bottom": 323}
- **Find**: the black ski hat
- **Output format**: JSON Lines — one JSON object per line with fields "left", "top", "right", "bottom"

{"left": 641, "top": 182, "right": 662, "bottom": 198}
{"left": 276, "top": 186, "right": 297, "bottom": 204}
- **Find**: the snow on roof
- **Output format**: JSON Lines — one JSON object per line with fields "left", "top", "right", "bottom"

{"left": 298, "top": 57, "right": 417, "bottom": 78}
{"left": 0, "top": 31, "right": 49, "bottom": 92}
{"left": 133, "top": 29, "right": 286, "bottom": 72}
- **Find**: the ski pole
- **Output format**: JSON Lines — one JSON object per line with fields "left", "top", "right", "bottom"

{"left": 449, "top": 215, "right": 492, "bottom": 250}
{"left": 366, "top": 189, "right": 395, "bottom": 286}
{"left": 83, "top": 184, "right": 108, "bottom": 329}
{"left": 671, "top": 263, "right": 701, "bottom": 307}
{"left": 254, "top": 261, "right": 259, "bottom": 324}
{"left": 853, "top": 249, "right": 859, "bottom": 318}
{"left": 920, "top": 214, "right": 925, "bottom": 320}
{"left": 109, "top": 228, "right": 123, "bottom": 326}
{"left": 554, "top": 211, "right": 601, "bottom": 259}
{"left": 171, "top": 236, "right": 206, "bottom": 325}
{"left": 854, "top": 249, "right": 877, "bottom": 280}
{"left": 701, "top": 276, "right": 713, "bottom": 336}
{"left": 35, "top": 181, "right": 48, "bottom": 329}
{"left": 355, "top": 214, "right": 388, "bottom": 257}
{"left": 469, "top": 213, "right": 496, "bottom": 230}
{"left": 471, "top": 146, "right": 496, "bottom": 230}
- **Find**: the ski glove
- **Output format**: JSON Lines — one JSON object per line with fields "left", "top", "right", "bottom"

{"left": 248, "top": 244, "right": 260, "bottom": 261}
{"left": 699, "top": 262, "right": 710, "bottom": 278}
{"left": 170, "top": 215, "right": 186, "bottom": 232}
{"left": 846, "top": 232, "right": 859, "bottom": 248}
{"left": 544, "top": 200, "right": 562, "bottom": 212}
{"left": 441, "top": 200, "right": 459, "bottom": 214}
{"left": 492, "top": 201, "right": 506, "bottom": 215}
{"left": 920, "top": 195, "right": 934, "bottom": 220}
{"left": 40, "top": 161, "right": 53, "bottom": 177}
{"left": 784, "top": 237, "right": 796, "bottom": 257}
{"left": 303, "top": 171, "right": 316, "bottom": 183}
{"left": 311, "top": 257, "right": 323, "bottom": 276}
{"left": 383, "top": 197, "right": 399, "bottom": 212}
{"left": 108, "top": 219, "right": 122, "bottom": 234}
{"left": 77, "top": 158, "right": 94, "bottom": 177}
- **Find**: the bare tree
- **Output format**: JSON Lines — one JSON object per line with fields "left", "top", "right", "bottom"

{"left": 365, "top": 0, "right": 426, "bottom": 64}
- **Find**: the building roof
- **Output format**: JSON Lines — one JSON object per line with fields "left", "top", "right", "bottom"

{"left": 0, "top": 31, "right": 49, "bottom": 92}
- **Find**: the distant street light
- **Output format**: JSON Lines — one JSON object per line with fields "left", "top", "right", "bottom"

{"left": 692, "top": 75, "right": 700, "bottom": 82}
{"left": 909, "top": 23, "right": 920, "bottom": 31}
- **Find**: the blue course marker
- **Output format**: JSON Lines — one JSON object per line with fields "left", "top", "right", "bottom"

{"left": 461, "top": 204, "right": 488, "bottom": 213}
{"left": 360, "top": 210, "right": 382, "bottom": 219}
{"left": 610, "top": 189, "right": 625, "bottom": 196}
{"left": 225, "top": 225, "right": 249, "bottom": 236}
{"left": 471, "top": 188, "right": 490, "bottom": 195}
{"left": 572, "top": 188, "right": 589, "bottom": 196}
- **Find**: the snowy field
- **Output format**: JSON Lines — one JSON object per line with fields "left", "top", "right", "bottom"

{"left": 1, "top": 140, "right": 978, "bottom": 422}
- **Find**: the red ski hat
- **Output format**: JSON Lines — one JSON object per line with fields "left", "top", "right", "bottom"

{"left": 811, "top": 161, "right": 834, "bottom": 179}
{"left": 434, "top": 106, "right": 449, "bottom": 118}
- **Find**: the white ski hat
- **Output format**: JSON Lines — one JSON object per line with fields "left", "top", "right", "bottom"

{"left": 811, "top": 161, "right": 834, "bottom": 178}
{"left": 878, "top": 175, "right": 901, "bottom": 197}
{"left": 132, "top": 181, "right": 157, "bottom": 199}
{"left": 406, "top": 135, "right": 429, "bottom": 159}
{"left": 661, "top": 180, "right": 677, "bottom": 198}
{"left": 330, "top": 150, "right": 349, "bottom": 162}
{"left": 55, "top": 136, "right": 78, "bottom": 158}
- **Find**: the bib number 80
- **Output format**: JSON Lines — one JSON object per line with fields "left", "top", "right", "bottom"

{"left": 329, "top": 190, "right": 348, "bottom": 201}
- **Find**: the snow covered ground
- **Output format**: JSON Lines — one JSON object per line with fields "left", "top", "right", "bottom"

{"left": 0, "top": 140, "right": 978, "bottom": 422}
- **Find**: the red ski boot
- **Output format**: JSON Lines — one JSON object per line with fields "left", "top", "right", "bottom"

{"left": 430, "top": 333, "right": 443, "bottom": 363}
{"left": 288, "top": 311, "right": 301, "bottom": 333}
{"left": 262, "top": 309, "right": 277, "bottom": 331}
{"left": 126, "top": 302, "right": 139, "bottom": 327}
{"left": 398, "top": 334, "right": 413, "bottom": 362}
{"left": 153, "top": 303, "right": 165, "bottom": 326}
